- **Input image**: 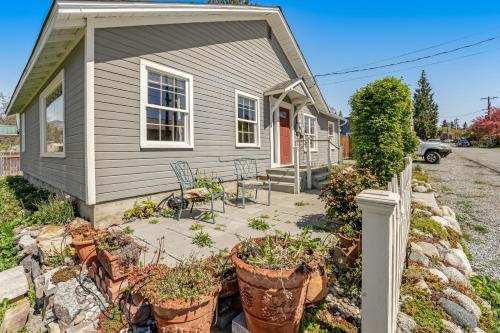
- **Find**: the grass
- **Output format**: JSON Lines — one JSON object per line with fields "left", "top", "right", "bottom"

{"left": 192, "top": 231, "right": 214, "bottom": 248}
{"left": 455, "top": 213, "right": 466, "bottom": 223}
{"left": 248, "top": 217, "right": 270, "bottom": 231}
{"left": 148, "top": 218, "right": 160, "bottom": 225}
{"left": 200, "top": 212, "right": 217, "bottom": 222}
{"left": 159, "top": 208, "right": 176, "bottom": 218}
{"left": 98, "top": 306, "right": 127, "bottom": 333}
{"left": 26, "top": 196, "right": 75, "bottom": 226}
{"left": 258, "top": 214, "right": 270, "bottom": 219}
{"left": 189, "top": 223, "right": 203, "bottom": 231}
{"left": 410, "top": 212, "right": 448, "bottom": 239}
{"left": 412, "top": 169, "right": 429, "bottom": 183}
{"left": 123, "top": 226, "right": 134, "bottom": 235}
{"left": 462, "top": 232, "right": 472, "bottom": 242}
{"left": 47, "top": 247, "right": 72, "bottom": 268}
{"left": 467, "top": 222, "right": 488, "bottom": 234}
{"left": 214, "top": 225, "right": 224, "bottom": 231}
{"left": 294, "top": 201, "right": 310, "bottom": 207}
{"left": 401, "top": 286, "right": 447, "bottom": 332}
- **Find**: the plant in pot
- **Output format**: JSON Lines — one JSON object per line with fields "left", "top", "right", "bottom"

{"left": 206, "top": 250, "right": 238, "bottom": 299}
{"left": 67, "top": 220, "right": 98, "bottom": 265}
{"left": 231, "top": 231, "right": 319, "bottom": 333}
{"left": 337, "top": 223, "right": 360, "bottom": 249}
{"left": 131, "top": 258, "right": 220, "bottom": 333}
{"left": 96, "top": 230, "right": 144, "bottom": 279}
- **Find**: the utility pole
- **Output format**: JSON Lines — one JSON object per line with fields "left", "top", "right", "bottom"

{"left": 480, "top": 96, "right": 498, "bottom": 119}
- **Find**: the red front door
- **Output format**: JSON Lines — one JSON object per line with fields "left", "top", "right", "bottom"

{"left": 279, "top": 107, "right": 292, "bottom": 165}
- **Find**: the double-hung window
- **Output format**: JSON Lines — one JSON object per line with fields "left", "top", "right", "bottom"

{"left": 235, "top": 90, "right": 260, "bottom": 147}
{"left": 140, "top": 59, "right": 194, "bottom": 148}
{"left": 304, "top": 114, "right": 317, "bottom": 151}
{"left": 39, "top": 70, "right": 65, "bottom": 157}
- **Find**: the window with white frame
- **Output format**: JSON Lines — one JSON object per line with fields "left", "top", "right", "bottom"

{"left": 328, "top": 121, "right": 337, "bottom": 148}
{"left": 235, "top": 91, "right": 260, "bottom": 147}
{"left": 304, "top": 114, "right": 317, "bottom": 151}
{"left": 39, "top": 70, "right": 65, "bottom": 157}
{"left": 140, "top": 59, "right": 193, "bottom": 148}
{"left": 20, "top": 113, "right": 25, "bottom": 153}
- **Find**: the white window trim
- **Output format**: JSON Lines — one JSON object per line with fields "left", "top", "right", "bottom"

{"left": 39, "top": 69, "right": 65, "bottom": 158}
{"left": 139, "top": 59, "right": 194, "bottom": 149}
{"left": 328, "top": 121, "right": 336, "bottom": 149}
{"left": 304, "top": 113, "right": 318, "bottom": 152}
{"left": 20, "top": 113, "right": 26, "bottom": 153}
{"left": 235, "top": 90, "right": 261, "bottom": 148}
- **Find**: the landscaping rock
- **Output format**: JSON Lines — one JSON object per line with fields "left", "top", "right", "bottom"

{"left": 443, "top": 249, "right": 473, "bottom": 277}
{"left": 438, "top": 239, "right": 451, "bottom": 250}
{"left": 47, "top": 322, "right": 62, "bottom": 333}
{"left": 65, "top": 321, "right": 97, "bottom": 333}
{"left": 474, "top": 328, "right": 487, "bottom": 333}
{"left": 413, "top": 208, "right": 432, "bottom": 217}
{"left": 413, "top": 185, "right": 428, "bottom": 193}
{"left": 54, "top": 281, "right": 82, "bottom": 325}
{"left": 443, "top": 288, "right": 481, "bottom": 320}
{"left": 18, "top": 235, "right": 37, "bottom": 250}
{"left": 412, "top": 198, "right": 430, "bottom": 209}
{"left": 325, "top": 293, "right": 361, "bottom": 322}
{"left": 441, "top": 206, "right": 456, "bottom": 218}
{"left": 431, "top": 216, "right": 450, "bottom": 229}
{"left": 430, "top": 207, "right": 443, "bottom": 216}
{"left": 0, "top": 298, "right": 30, "bottom": 333}
{"left": 36, "top": 226, "right": 72, "bottom": 265}
{"left": 415, "top": 280, "right": 431, "bottom": 294}
{"left": 415, "top": 242, "right": 439, "bottom": 258}
{"left": 442, "top": 319, "right": 465, "bottom": 333}
{"left": 409, "top": 249, "right": 430, "bottom": 267}
{"left": 428, "top": 268, "right": 449, "bottom": 283}
{"left": 443, "top": 216, "right": 462, "bottom": 234}
{"left": 439, "top": 298, "right": 477, "bottom": 329}
{"left": 440, "top": 266, "right": 469, "bottom": 288}
{"left": 397, "top": 312, "right": 416, "bottom": 333}
{"left": 0, "top": 266, "right": 29, "bottom": 302}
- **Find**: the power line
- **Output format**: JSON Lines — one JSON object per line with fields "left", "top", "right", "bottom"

{"left": 314, "top": 34, "right": 500, "bottom": 77}
{"left": 480, "top": 96, "right": 498, "bottom": 118}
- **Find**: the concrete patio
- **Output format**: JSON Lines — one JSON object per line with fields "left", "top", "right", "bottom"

{"left": 119, "top": 190, "right": 337, "bottom": 266}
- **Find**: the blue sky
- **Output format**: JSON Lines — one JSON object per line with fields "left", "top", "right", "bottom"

{"left": 1, "top": 1, "right": 500, "bottom": 125}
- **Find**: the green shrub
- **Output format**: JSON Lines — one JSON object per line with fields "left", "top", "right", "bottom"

{"left": 350, "top": 77, "right": 418, "bottom": 183}
{"left": 124, "top": 199, "right": 157, "bottom": 219}
{"left": 401, "top": 285, "right": 447, "bottom": 332}
{"left": 470, "top": 275, "right": 500, "bottom": 311}
{"left": 26, "top": 196, "right": 75, "bottom": 226}
{"left": 410, "top": 212, "right": 448, "bottom": 239}
{"left": 320, "top": 165, "right": 379, "bottom": 229}
{"left": 192, "top": 231, "right": 214, "bottom": 248}
{"left": 248, "top": 218, "right": 270, "bottom": 231}
{"left": 5, "top": 176, "right": 50, "bottom": 211}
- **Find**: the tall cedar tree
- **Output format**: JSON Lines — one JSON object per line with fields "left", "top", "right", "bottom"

{"left": 413, "top": 71, "right": 439, "bottom": 140}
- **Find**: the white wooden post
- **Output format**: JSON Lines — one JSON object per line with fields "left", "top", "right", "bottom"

{"left": 305, "top": 137, "right": 311, "bottom": 190}
{"left": 293, "top": 145, "right": 300, "bottom": 194}
{"left": 327, "top": 140, "right": 332, "bottom": 172}
{"left": 339, "top": 145, "right": 344, "bottom": 167}
{"left": 355, "top": 190, "right": 400, "bottom": 333}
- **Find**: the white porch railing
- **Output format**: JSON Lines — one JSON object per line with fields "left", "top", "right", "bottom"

{"left": 0, "top": 151, "right": 21, "bottom": 177}
{"left": 355, "top": 156, "right": 412, "bottom": 333}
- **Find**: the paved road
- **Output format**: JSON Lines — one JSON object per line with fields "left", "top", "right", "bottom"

{"left": 419, "top": 147, "right": 500, "bottom": 279}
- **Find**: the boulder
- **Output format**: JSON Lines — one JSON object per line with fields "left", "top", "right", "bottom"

{"left": 0, "top": 266, "right": 29, "bottom": 302}
{"left": 413, "top": 208, "right": 432, "bottom": 217}
{"left": 37, "top": 227, "right": 72, "bottom": 265}
{"left": 415, "top": 280, "right": 431, "bottom": 294}
{"left": 18, "top": 235, "right": 36, "bottom": 250}
{"left": 428, "top": 268, "right": 449, "bottom": 283}
{"left": 443, "top": 249, "right": 473, "bottom": 277}
{"left": 440, "top": 266, "right": 469, "bottom": 288}
{"left": 430, "top": 207, "right": 443, "bottom": 216}
{"left": 0, "top": 298, "right": 30, "bottom": 333}
{"left": 412, "top": 198, "right": 430, "bottom": 209}
{"left": 431, "top": 216, "right": 450, "bottom": 229}
{"left": 397, "top": 312, "right": 416, "bottom": 333}
{"left": 415, "top": 242, "right": 440, "bottom": 258}
{"left": 443, "top": 288, "right": 481, "bottom": 320}
{"left": 409, "top": 249, "right": 430, "bottom": 267}
{"left": 438, "top": 239, "right": 451, "bottom": 250}
{"left": 53, "top": 279, "right": 82, "bottom": 324}
{"left": 441, "top": 206, "right": 456, "bottom": 218}
{"left": 442, "top": 319, "right": 465, "bottom": 333}
{"left": 36, "top": 226, "right": 66, "bottom": 241}
{"left": 410, "top": 242, "right": 423, "bottom": 253}
{"left": 439, "top": 298, "right": 477, "bottom": 329}
{"left": 413, "top": 185, "right": 428, "bottom": 193}
{"left": 65, "top": 321, "right": 97, "bottom": 333}
{"left": 47, "top": 323, "right": 62, "bottom": 333}
{"left": 443, "top": 216, "right": 462, "bottom": 234}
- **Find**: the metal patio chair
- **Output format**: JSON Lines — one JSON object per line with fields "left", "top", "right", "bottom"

{"left": 234, "top": 158, "right": 271, "bottom": 208}
{"left": 170, "top": 161, "right": 225, "bottom": 223}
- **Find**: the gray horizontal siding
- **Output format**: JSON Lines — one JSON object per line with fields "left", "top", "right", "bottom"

{"left": 20, "top": 40, "right": 86, "bottom": 201}
{"left": 94, "top": 20, "right": 299, "bottom": 203}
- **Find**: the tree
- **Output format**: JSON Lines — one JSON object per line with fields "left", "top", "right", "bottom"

{"left": 441, "top": 120, "right": 448, "bottom": 128}
{"left": 471, "top": 107, "right": 500, "bottom": 138}
{"left": 462, "top": 121, "right": 468, "bottom": 129}
{"left": 413, "top": 71, "right": 439, "bottom": 140}
{"left": 207, "top": 0, "right": 250, "bottom": 4}
{"left": 350, "top": 77, "right": 418, "bottom": 183}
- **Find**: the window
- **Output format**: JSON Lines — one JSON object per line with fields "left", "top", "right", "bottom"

{"left": 140, "top": 59, "right": 194, "bottom": 148}
{"left": 304, "top": 114, "right": 317, "bottom": 151}
{"left": 328, "top": 121, "right": 337, "bottom": 148}
{"left": 20, "top": 113, "right": 25, "bottom": 153}
{"left": 235, "top": 90, "right": 260, "bottom": 147}
{"left": 39, "top": 70, "right": 65, "bottom": 157}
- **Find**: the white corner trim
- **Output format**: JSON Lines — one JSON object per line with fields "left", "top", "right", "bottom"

{"left": 139, "top": 59, "right": 195, "bottom": 149}
{"left": 304, "top": 113, "right": 318, "bottom": 152}
{"left": 20, "top": 113, "right": 26, "bottom": 153}
{"left": 234, "top": 89, "right": 261, "bottom": 148}
{"left": 84, "top": 18, "right": 96, "bottom": 205}
{"left": 39, "top": 69, "right": 66, "bottom": 159}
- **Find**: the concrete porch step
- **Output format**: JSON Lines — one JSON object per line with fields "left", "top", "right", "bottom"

{"left": 313, "top": 171, "right": 330, "bottom": 182}
{"left": 268, "top": 174, "right": 298, "bottom": 183}
{"left": 270, "top": 181, "right": 295, "bottom": 194}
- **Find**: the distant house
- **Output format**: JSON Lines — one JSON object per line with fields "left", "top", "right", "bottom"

{"left": 340, "top": 116, "right": 352, "bottom": 136}
{"left": 0, "top": 125, "right": 18, "bottom": 137}
{"left": 6, "top": 1, "right": 343, "bottom": 227}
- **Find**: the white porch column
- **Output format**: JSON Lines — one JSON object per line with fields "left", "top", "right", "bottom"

{"left": 306, "top": 136, "right": 311, "bottom": 190}
{"left": 293, "top": 145, "right": 300, "bottom": 194}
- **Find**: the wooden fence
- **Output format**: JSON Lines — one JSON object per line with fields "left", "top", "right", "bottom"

{"left": 340, "top": 135, "right": 352, "bottom": 159}
{"left": 355, "top": 156, "right": 412, "bottom": 333}
{"left": 0, "top": 151, "right": 21, "bottom": 177}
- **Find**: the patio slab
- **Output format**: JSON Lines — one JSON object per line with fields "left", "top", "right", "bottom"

{"left": 120, "top": 190, "right": 334, "bottom": 267}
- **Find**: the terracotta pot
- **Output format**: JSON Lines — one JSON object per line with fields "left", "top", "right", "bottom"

{"left": 231, "top": 241, "right": 310, "bottom": 333}
{"left": 152, "top": 292, "right": 217, "bottom": 333}
{"left": 219, "top": 278, "right": 239, "bottom": 299}
{"left": 337, "top": 233, "right": 357, "bottom": 249}
{"left": 73, "top": 237, "right": 96, "bottom": 266}
{"left": 120, "top": 295, "right": 151, "bottom": 326}
{"left": 305, "top": 262, "right": 328, "bottom": 304}
{"left": 96, "top": 248, "right": 136, "bottom": 280}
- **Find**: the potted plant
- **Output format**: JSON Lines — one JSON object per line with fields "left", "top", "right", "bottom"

{"left": 231, "top": 232, "right": 319, "bottom": 333}
{"left": 67, "top": 219, "right": 98, "bottom": 266}
{"left": 305, "top": 258, "right": 328, "bottom": 304}
{"left": 206, "top": 250, "right": 238, "bottom": 299}
{"left": 337, "top": 223, "right": 360, "bottom": 250}
{"left": 132, "top": 259, "right": 220, "bottom": 333}
{"left": 96, "top": 230, "right": 144, "bottom": 279}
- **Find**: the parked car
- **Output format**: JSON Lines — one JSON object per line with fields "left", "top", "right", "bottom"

{"left": 417, "top": 140, "right": 452, "bottom": 164}
{"left": 456, "top": 137, "right": 471, "bottom": 147}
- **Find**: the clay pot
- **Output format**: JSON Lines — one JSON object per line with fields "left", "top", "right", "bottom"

{"left": 73, "top": 237, "right": 96, "bottom": 266}
{"left": 219, "top": 278, "right": 239, "bottom": 299}
{"left": 152, "top": 292, "right": 218, "bottom": 333}
{"left": 305, "top": 262, "right": 328, "bottom": 304}
{"left": 337, "top": 233, "right": 358, "bottom": 249}
{"left": 231, "top": 242, "right": 310, "bottom": 333}
{"left": 96, "top": 249, "right": 136, "bottom": 280}
{"left": 120, "top": 294, "right": 151, "bottom": 326}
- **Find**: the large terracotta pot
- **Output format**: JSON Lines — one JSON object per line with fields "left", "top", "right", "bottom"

{"left": 231, "top": 242, "right": 310, "bottom": 333}
{"left": 152, "top": 292, "right": 217, "bottom": 333}
{"left": 72, "top": 237, "right": 96, "bottom": 266}
{"left": 120, "top": 294, "right": 151, "bottom": 327}
{"left": 96, "top": 248, "right": 136, "bottom": 280}
{"left": 305, "top": 261, "right": 328, "bottom": 304}
{"left": 337, "top": 233, "right": 358, "bottom": 249}
{"left": 219, "top": 278, "right": 239, "bottom": 299}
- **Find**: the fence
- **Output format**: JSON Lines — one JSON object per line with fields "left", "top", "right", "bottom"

{"left": 355, "top": 156, "right": 412, "bottom": 333}
{"left": 0, "top": 151, "right": 21, "bottom": 177}
{"left": 340, "top": 135, "right": 352, "bottom": 159}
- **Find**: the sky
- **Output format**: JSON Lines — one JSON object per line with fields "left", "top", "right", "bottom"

{"left": 1, "top": 1, "right": 500, "bottom": 125}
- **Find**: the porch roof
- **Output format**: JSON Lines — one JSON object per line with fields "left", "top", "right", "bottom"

{"left": 264, "top": 78, "right": 314, "bottom": 105}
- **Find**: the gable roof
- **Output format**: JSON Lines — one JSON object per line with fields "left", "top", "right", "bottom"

{"left": 7, "top": 0, "right": 340, "bottom": 120}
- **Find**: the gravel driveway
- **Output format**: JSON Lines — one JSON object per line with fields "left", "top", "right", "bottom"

{"left": 418, "top": 147, "right": 500, "bottom": 280}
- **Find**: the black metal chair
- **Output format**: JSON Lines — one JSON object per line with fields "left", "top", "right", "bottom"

{"left": 234, "top": 158, "right": 271, "bottom": 208}
{"left": 170, "top": 161, "right": 225, "bottom": 223}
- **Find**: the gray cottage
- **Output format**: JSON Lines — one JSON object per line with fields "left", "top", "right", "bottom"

{"left": 7, "top": 1, "right": 343, "bottom": 227}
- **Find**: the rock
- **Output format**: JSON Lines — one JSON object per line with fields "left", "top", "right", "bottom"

{"left": 53, "top": 279, "right": 82, "bottom": 324}
{"left": 440, "top": 266, "right": 469, "bottom": 288}
{"left": 439, "top": 298, "right": 477, "bottom": 329}
{"left": 431, "top": 216, "right": 450, "bottom": 229}
{"left": 37, "top": 232, "right": 72, "bottom": 266}
{"left": 442, "top": 319, "right": 466, "bottom": 333}
{"left": 72, "top": 313, "right": 85, "bottom": 326}
{"left": 18, "top": 235, "right": 37, "bottom": 250}
{"left": 36, "top": 226, "right": 66, "bottom": 241}
{"left": 0, "top": 266, "right": 29, "bottom": 302}
{"left": 409, "top": 249, "right": 430, "bottom": 267}
{"left": 397, "top": 312, "right": 417, "bottom": 333}
{"left": 443, "top": 288, "right": 481, "bottom": 320}
{"left": 430, "top": 207, "right": 443, "bottom": 216}
{"left": 43, "top": 268, "right": 61, "bottom": 297}
{"left": 64, "top": 321, "right": 97, "bottom": 333}
{"left": 0, "top": 298, "right": 30, "bottom": 333}
{"left": 415, "top": 280, "right": 431, "bottom": 294}
{"left": 47, "top": 323, "right": 62, "bottom": 333}
{"left": 443, "top": 216, "right": 462, "bottom": 234}
{"left": 415, "top": 242, "right": 440, "bottom": 258}
{"left": 31, "top": 259, "right": 42, "bottom": 280}
{"left": 413, "top": 185, "right": 428, "bottom": 193}
{"left": 412, "top": 198, "right": 430, "bottom": 209}
{"left": 410, "top": 242, "right": 423, "bottom": 252}
{"left": 443, "top": 249, "right": 473, "bottom": 277}
{"left": 441, "top": 206, "right": 456, "bottom": 218}
{"left": 474, "top": 328, "right": 487, "bottom": 333}
{"left": 413, "top": 208, "right": 432, "bottom": 217}
{"left": 438, "top": 239, "right": 451, "bottom": 250}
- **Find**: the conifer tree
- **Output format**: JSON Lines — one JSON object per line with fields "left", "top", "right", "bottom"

{"left": 413, "top": 71, "right": 439, "bottom": 140}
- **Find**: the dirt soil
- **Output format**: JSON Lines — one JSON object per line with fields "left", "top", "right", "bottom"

{"left": 418, "top": 147, "right": 500, "bottom": 280}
